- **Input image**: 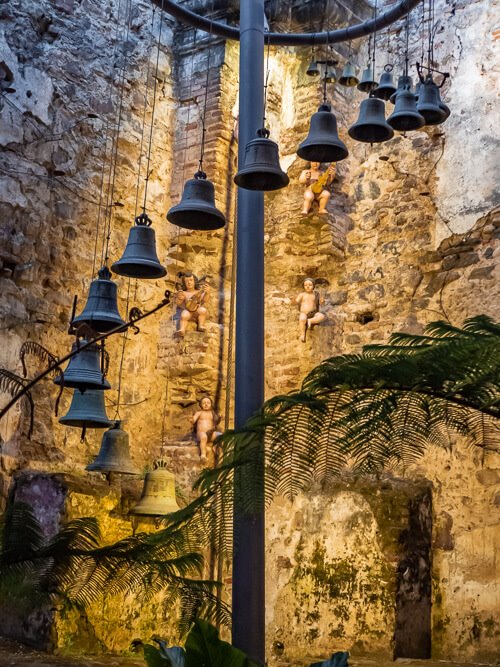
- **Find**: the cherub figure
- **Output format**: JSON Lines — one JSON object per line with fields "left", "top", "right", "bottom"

{"left": 299, "top": 161, "right": 335, "bottom": 216}
{"left": 296, "top": 277, "right": 326, "bottom": 342}
{"left": 192, "top": 396, "right": 222, "bottom": 463}
{"left": 175, "top": 271, "right": 210, "bottom": 338}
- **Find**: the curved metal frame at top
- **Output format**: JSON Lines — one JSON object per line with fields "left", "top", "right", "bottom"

{"left": 153, "top": 0, "right": 422, "bottom": 45}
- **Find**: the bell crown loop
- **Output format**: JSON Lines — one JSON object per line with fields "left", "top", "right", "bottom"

{"left": 98, "top": 266, "right": 112, "bottom": 281}
{"left": 194, "top": 170, "right": 207, "bottom": 180}
{"left": 257, "top": 127, "right": 270, "bottom": 139}
{"left": 135, "top": 212, "right": 152, "bottom": 227}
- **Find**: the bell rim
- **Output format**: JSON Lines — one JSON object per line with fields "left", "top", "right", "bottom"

{"left": 53, "top": 375, "right": 111, "bottom": 390}
{"left": 387, "top": 113, "right": 425, "bottom": 132}
{"left": 59, "top": 417, "right": 113, "bottom": 428}
{"left": 86, "top": 462, "right": 140, "bottom": 474}
{"left": 111, "top": 259, "right": 167, "bottom": 279}
{"left": 167, "top": 206, "right": 226, "bottom": 230}
{"left": 234, "top": 169, "right": 290, "bottom": 191}
{"left": 348, "top": 125, "right": 394, "bottom": 143}
{"left": 129, "top": 502, "right": 180, "bottom": 516}
{"left": 297, "top": 144, "right": 348, "bottom": 162}
{"left": 71, "top": 313, "right": 127, "bottom": 333}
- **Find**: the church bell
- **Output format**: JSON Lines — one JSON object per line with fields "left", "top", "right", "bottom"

{"left": 387, "top": 87, "right": 425, "bottom": 132}
{"left": 348, "top": 96, "right": 394, "bottom": 144}
{"left": 234, "top": 128, "right": 289, "bottom": 191}
{"left": 86, "top": 421, "right": 140, "bottom": 475}
{"left": 297, "top": 103, "right": 349, "bottom": 163}
{"left": 373, "top": 67, "right": 397, "bottom": 101}
{"left": 59, "top": 388, "right": 112, "bottom": 429}
{"left": 389, "top": 75, "right": 414, "bottom": 104}
{"left": 111, "top": 212, "right": 166, "bottom": 279}
{"left": 416, "top": 75, "right": 448, "bottom": 125}
{"left": 338, "top": 61, "right": 359, "bottom": 87}
{"left": 54, "top": 340, "right": 110, "bottom": 392}
{"left": 72, "top": 266, "right": 126, "bottom": 334}
{"left": 357, "top": 66, "right": 378, "bottom": 93}
{"left": 306, "top": 59, "right": 320, "bottom": 77}
{"left": 130, "top": 459, "right": 180, "bottom": 516}
{"left": 167, "top": 171, "right": 226, "bottom": 231}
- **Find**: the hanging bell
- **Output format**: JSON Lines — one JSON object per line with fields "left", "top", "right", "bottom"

{"left": 297, "top": 103, "right": 349, "bottom": 163}
{"left": 72, "top": 266, "right": 126, "bottom": 334}
{"left": 373, "top": 66, "right": 397, "bottom": 101}
{"left": 130, "top": 459, "right": 180, "bottom": 516}
{"left": 54, "top": 340, "right": 110, "bottom": 392}
{"left": 59, "top": 389, "right": 112, "bottom": 429}
{"left": 111, "top": 212, "right": 166, "bottom": 279}
{"left": 389, "top": 75, "right": 414, "bottom": 104}
{"left": 324, "top": 66, "right": 337, "bottom": 84}
{"left": 86, "top": 421, "right": 140, "bottom": 475}
{"left": 234, "top": 128, "right": 289, "bottom": 191}
{"left": 338, "top": 61, "right": 359, "bottom": 87}
{"left": 387, "top": 88, "right": 425, "bottom": 132}
{"left": 167, "top": 171, "right": 225, "bottom": 231}
{"left": 348, "top": 96, "right": 394, "bottom": 144}
{"left": 439, "top": 100, "right": 451, "bottom": 121}
{"left": 357, "top": 66, "right": 378, "bottom": 93}
{"left": 306, "top": 59, "right": 320, "bottom": 77}
{"left": 417, "top": 75, "right": 448, "bottom": 125}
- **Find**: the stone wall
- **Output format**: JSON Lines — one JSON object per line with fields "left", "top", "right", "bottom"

{"left": 0, "top": 0, "right": 498, "bottom": 662}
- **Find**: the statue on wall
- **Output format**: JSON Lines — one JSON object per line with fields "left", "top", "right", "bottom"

{"left": 192, "top": 396, "right": 222, "bottom": 463}
{"left": 299, "top": 161, "right": 335, "bottom": 216}
{"left": 175, "top": 271, "right": 210, "bottom": 338}
{"left": 296, "top": 277, "right": 325, "bottom": 342}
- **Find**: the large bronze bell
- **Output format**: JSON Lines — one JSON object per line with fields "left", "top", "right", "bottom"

{"left": 234, "top": 128, "right": 289, "bottom": 191}
{"left": 387, "top": 88, "right": 425, "bottom": 132}
{"left": 297, "top": 103, "right": 349, "bottom": 163}
{"left": 86, "top": 421, "right": 140, "bottom": 475}
{"left": 167, "top": 171, "right": 225, "bottom": 231}
{"left": 54, "top": 340, "right": 110, "bottom": 392}
{"left": 348, "top": 96, "right": 394, "bottom": 144}
{"left": 72, "top": 266, "right": 126, "bottom": 334}
{"left": 373, "top": 67, "right": 397, "bottom": 101}
{"left": 338, "top": 61, "right": 359, "bottom": 87}
{"left": 111, "top": 212, "right": 166, "bottom": 279}
{"left": 59, "top": 389, "right": 112, "bottom": 429}
{"left": 306, "top": 59, "right": 320, "bottom": 77}
{"left": 130, "top": 459, "right": 180, "bottom": 516}
{"left": 417, "top": 75, "right": 448, "bottom": 125}
{"left": 357, "top": 66, "right": 378, "bottom": 93}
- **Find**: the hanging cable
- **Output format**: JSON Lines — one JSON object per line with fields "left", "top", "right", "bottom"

{"left": 372, "top": 0, "right": 378, "bottom": 81}
{"left": 404, "top": 10, "right": 410, "bottom": 76}
{"left": 262, "top": 30, "right": 271, "bottom": 127}
{"left": 197, "top": 0, "right": 215, "bottom": 174}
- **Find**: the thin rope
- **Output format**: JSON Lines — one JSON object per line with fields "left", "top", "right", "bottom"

{"left": 142, "top": 0, "right": 165, "bottom": 212}
{"left": 134, "top": 5, "right": 157, "bottom": 217}
{"left": 224, "top": 194, "right": 238, "bottom": 432}
{"left": 404, "top": 11, "right": 410, "bottom": 76}
{"left": 372, "top": 0, "right": 378, "bottom": 78}
{"left": 198, "top": 0, "right": 215, "bottom": 173}
{"left": 113, "top": 278, "right": 132, "bottom": 420}
{"left": 262, "top": 31, "right": 271, "bottom": 127}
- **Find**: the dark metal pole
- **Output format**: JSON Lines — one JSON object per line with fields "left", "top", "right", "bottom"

{"left": 232, "top": 0, "right": 265, "bottom": 663}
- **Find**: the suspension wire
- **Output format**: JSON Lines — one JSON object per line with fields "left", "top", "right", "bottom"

{"left": 198, "top": 0, "right": 215, "bottom": 174}
{"left": 419, "top": 0, "right": 426, "bottom": 67}
{"left": 372, "top": 0, "right": 378, "bottom": 78}
{"left": 134, "top": 5, "right": 158, "bottom": 217}
{"left": 91, "top": 0, "right": 126, "bottom": 279}
{"left": 113, "top": 277, "right": 132, "bottom": 420}
{"left": 262, "top": 29, "right": 271, "bottom": 127}
{"left": 142, "top": 0, "right": 165, "bottom": 212}
{"left": 101, "top": 0, "right": 134, "bottom": 267}
{"left": 404, "top": 10, "right": 410, "bottom": 76}
{"left": 181, "top": 28, "right": 197, "bottom": 185}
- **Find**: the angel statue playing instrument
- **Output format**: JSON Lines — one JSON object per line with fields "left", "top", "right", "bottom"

{"left": 295, "top": 277, "right": 326, "bottom": 342}
{"left": 175, "top": 271, "right": 210, "bottom": 338}
{"left": 299, "top": 161, "right": 335, "bottom": 216}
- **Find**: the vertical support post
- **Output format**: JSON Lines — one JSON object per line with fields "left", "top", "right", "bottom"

{"left": 232, "top": 0, "right": 265, "bottom": 663}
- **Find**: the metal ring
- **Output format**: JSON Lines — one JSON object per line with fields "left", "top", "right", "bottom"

{"left": 153, "top": 0, "right": 423, "bottom": 46}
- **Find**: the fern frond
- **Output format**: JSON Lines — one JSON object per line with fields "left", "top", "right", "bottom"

{"left": 19, "top": 341, "right": 58, "bottom": 378}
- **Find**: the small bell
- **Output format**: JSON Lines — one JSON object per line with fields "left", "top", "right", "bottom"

{"left": 130, "top": 459, "right": 180, "bottom": 516}
{"left": 338, "top": 61, "right": 359, "bottom": 87}
{"left": 373, "top": 66, "right": 397, "bottom": 101}
{"left": 59, "top": 389, "right": 112, "bottom": 429}
{"left": 297, "top": 103, "right": 349, "bottom": 163}
{"left": 72, "top": 266, "right": 126, "bottom": 334}
{"left": 306, "top": 59, "right": 320, "bottom": 77}
{"left": 357, "top": 66, "right": 378, "bottom": 93}
{"left": 387, "top": 88, "right": 425, "bottom": 132}
{"left": 417, "top": 75, "right": 448, "bottom": 125}
{"left": 86, "top": 421, "right": 140, "bottom": 475}
{"left": 54, "top": 340, "right": 110, "bottom": 392}
{"left": 389, "top": 75, "right": 414, "bottom": 104}
{"left": 348, "top": 96, "right": 394, "bottom": 144}
{"left": 234, "top": 128, "right": 289, "bottom": 191}
{"left": 324, "top": 66, "right": 337, "bottom": 84}
{"left": 167, "top": 171, "right": 226, "bottom": 231}
{"left": 111, "top": 212, "right": 166, "bottom": 279}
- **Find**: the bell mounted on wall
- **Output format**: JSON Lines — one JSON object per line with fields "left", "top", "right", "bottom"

{"left": 111, "top": 212, "right": 166, "bottom": 279}
{"left": 373, "top": 65, "right": 397, "bottom": 101}
{"left": 86, "top": 421, "right": 140, "bottom": 475}
{"left": 338, "top": 61, "right": 359, "bottom": 87}
{"left": 167, "top": 171, "right": 226, "bottom": 230}
{"left": 59, "top": 388, "right": 112, "bottom": 430}
{"left": 234, "top": 128, "right": 289, "bottom": 191}
{"left": 54, "top": 340, "right": 110, "bottom": 392}
{"left": 130, "top": 458, "right": 180, "bottom": 516}
{"left": 297, "top": 104, "right": 349, "bottom": 163}
{"left": 348, "top": 95, "right": 394, "bottom": 144}
{"left": 72, "top": 266, "right": 126, "bottom": 334}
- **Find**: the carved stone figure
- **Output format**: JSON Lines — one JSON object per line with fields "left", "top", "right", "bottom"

{"left": 192, "top": 396, "right": 222, "bottom": 463}
{"left": 299, "top": 161, "right": 335, "bottom": 216}
{"left": 175, "top": 271, "right": 209, "bottom": 338}
{"left": 296, "top": 277, "right": 326, "bottom": 342}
